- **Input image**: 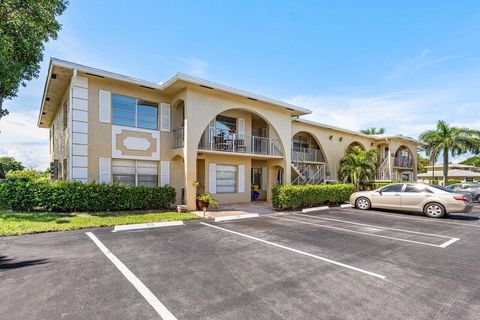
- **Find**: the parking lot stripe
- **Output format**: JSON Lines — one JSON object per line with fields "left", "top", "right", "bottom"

{"left": 340, "top": 208, "right": 480, "bottom": 228}
{"left": 200, "top": 222, "right": 386, "bottom": 280}
{"left": 85, "top": 232, "right": 177, "bottom": 320}
{"left": 439, "top": 237, "right": 460, "bottom": 248}
{"left": 270, "top": 216, "right": 452, "bottom": 248}
{"left": 293, "top": 213, "right": 455, "bottom": 239}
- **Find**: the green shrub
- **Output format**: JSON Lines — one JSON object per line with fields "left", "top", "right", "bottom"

{"left": 447, "top": 179, "right": 463, "bottom": 185}
{"left": 272, "top": 184, "right": 355, "bottom": 210}
{"left": 0, "top": 181, "right": 176, "bottom": 212}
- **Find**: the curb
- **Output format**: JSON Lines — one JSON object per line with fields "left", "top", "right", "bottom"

{"left": 112, "top": 221, "right": 185, "bottom": 232}
{"left": 214, "top": 213, "right": 260, "bottom": 222}
{"left": 302, "top": 206, "right": 329, "bottom": 213}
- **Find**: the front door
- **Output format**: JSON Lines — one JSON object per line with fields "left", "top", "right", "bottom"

{"left": 372, "top": 184, "right": 403, "bottom": 209}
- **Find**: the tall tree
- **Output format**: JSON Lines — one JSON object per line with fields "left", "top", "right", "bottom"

{"left": 419, "top": 120, "right": 480, "bottom": 185}
{"left": 460, "top": 155, "right": 480, "bottom": 167}
{"left": 0, "top": 156, "right": 24, "bottom": 172}
{"left": 360, "top": 127, "right": 385, "bottom": 135}
{"left": 417, "top": 152, "right": 431, "bottom": 174}
{"left": 0, "top": 0, "right": 68, "bottom": 119}
{"left": 339, "top": 146, "right": 378, "bottom": 192}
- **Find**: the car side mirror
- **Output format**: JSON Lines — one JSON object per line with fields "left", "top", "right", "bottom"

{"left": 377, "top": 190, "right": 382, "bottom": 195}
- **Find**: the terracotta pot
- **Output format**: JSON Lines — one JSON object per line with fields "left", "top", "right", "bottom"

{"left": 197, "top": 200, "right": 209, "bottom": 211}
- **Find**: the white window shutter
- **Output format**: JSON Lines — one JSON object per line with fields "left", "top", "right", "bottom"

{"left": 208, "top": 118, "right": 215, "bottom": 143}
{"left": 160, "top": 103, "right": 171, "bottom": 132}
{"left": 99, "top": 158, "right": 111, "bottom": 183}
{"left": 238, "top": 165, "right": 245, "bottom": 193}
{"left": 99, "top": 90, "right": 111, "bottom": 123}
{"left": 261, "top": 167, "right": 268, "bottom": 191}
{"left": 208, "top": 163, "right": 217, "bottom": 194}
{"left": 237, "top": 118, "right": 245, "bottom": 137}
{"left": 160, "top": 161, "right": 170, "bottom": 186}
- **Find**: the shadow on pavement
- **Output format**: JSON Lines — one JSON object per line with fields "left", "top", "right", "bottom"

{"left": 0, "top": 255, "right": 48, "bottom": 270}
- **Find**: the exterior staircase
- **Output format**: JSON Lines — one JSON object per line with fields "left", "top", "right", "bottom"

{"left": 376, "top": 155, "right": 391, "bottom": 181}
{"left": 291, "top": 150, "right": 326, "bottom": 185}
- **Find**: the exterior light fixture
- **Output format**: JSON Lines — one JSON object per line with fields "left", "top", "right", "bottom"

{"left": 370, "top": 142, "right": 374, "bottom": 147}
{"left": 329, "top": 135, "right": 333, "bottom": 140}
{"left": 339, "top": 137, "right": 343, "bottom": 142}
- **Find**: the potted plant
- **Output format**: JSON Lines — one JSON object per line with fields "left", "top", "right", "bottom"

{"left": 196, "top": 193, "right": 218, "bottom": 211}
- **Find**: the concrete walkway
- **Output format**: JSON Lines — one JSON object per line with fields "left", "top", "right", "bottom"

{"left": 194, "top": 201, "right": 277, "bottom": 218}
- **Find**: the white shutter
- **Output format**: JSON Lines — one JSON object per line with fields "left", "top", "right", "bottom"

{"left": 160, "top": 103, "right": 171, "bottom": 132}
{"left": 237, "top": 118, "right": 245, "bottom": 137}
{"left": 160, "top": 161, "right": 170, "bottom": 186}
{"left": 238, "top": 165, "right": 245, "bottom": 193}
{"left": 208, "top": 163, "right": 217, "bottom": 194}
{"left": 99, "top": 158, "right": 111, "bottom": 183}
{"left": 261, "top": 167, "right": 268, "bottom": 191}
{"left": 99, "top": 90, "right": 111, "bottom": 123}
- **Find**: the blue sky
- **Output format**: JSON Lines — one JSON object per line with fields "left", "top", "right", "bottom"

{"left": 2, "top": 0, "right": 480, "bottom": 169}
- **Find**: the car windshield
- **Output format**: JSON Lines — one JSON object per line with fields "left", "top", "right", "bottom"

{"left": 430, "top": 185, "right": 455, "bottom": 193}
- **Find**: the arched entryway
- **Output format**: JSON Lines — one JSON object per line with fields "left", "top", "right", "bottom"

{"left": 347, "top": 141, "right": 366, "bottom": 151}
{"left": 393, "top": 145, "right": 416, "bottom": 181}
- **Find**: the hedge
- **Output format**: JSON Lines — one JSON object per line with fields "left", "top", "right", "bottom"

{"left": 0, "top": 181, "right": 176, "bottom": 212}
{"left": 272, "top": 184, "right": 355, "bottom": 210}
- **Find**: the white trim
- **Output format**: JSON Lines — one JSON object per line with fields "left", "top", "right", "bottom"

{"left": 160, "top": 161, "right": 170, "bottom": 186}
{"left": 200, "top": 222, "right": 386, "bottom": 280}
{"left": 160, "top": 103, "right": 171, "bottom": 132}
{"left": 99, "top": 158, "right": 111, "bottom": 183}
{"left": 238, "top": 164, "right": 245, "bottom": 193}
{"left": 85, "top": 232, "right": 177, "bottom": 320}
{"left": 208, "top": 163, "right": 216, "bottom": 194}
{"left": 99, "top": 90, "right": 111, "bottom": 123}
{"left": 111, "top": 125, "right": 160, "bottom": 161}
{"left": 214, "top": 213, "right": 259, "bottom": 222}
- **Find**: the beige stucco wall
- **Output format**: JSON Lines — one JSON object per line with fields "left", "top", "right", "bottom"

{"left": 84, "top": 75, "right": 171, "bottom": 182}
{"left": 49, "top": 87, "right": 70, "bottom": 179}
{"left": 182, "top": 88, "right": 293, "bottom": 210}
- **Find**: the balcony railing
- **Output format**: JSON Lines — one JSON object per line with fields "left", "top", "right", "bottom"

{"left": 198, "top": 128, "right": 283, "bottom": 156}
{"left": 394, "top": 157, "right": 414, "bottom": 168}
{"left": 291, "top": 147, "right": 324, "bottom": 163}
{"left": 173, "top": 127, "right": 184, "bottom": 148}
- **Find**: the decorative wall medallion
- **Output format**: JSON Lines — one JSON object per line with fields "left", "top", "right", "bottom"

{"left": 123, "top": 137, "right": 151, "bottom": 151}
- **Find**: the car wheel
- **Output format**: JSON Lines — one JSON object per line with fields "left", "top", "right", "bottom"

{"left": 355, "top": 197, "right": 371, "bottom": 210}
{"left": 476, "top": 195, "right": 480, "bottom": 203}
{"left": 424, "top": 203, "right": 446, "bottom": 218}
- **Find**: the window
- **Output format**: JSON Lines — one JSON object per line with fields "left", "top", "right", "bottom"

{"left": 381, "top": 184, "right": 404, "bottom": 192}
{"left": 112, "top": 159, "right": 158, "bottom": 186}
{"left": 111, "top": 94, "right": 158, "bottom": 130}
{"left": 215, "top": 115, "right": 236, "bottom": 135}
{"left": 216, "top": 164, "right": 237, "bottom": 193}
{"left": 404, "top": 184, "right": 421, "bottom": 193}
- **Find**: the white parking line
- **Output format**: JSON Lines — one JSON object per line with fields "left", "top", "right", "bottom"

{"left": 200, "top": 222, "right": 386, "bottom": 280}
{"left": 340, "top": 208, "right": 480, "bottom": 228}
{"left": 269, "top": 216, "right": 458, "bottom": 248}
{"left": 293, "top": 213, "right": 455, "bottom": 239}
{"left": 85, "top": 232, "right": 177, "bottom": 320}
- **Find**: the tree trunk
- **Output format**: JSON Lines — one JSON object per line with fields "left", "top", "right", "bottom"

{"left": 443, "top": 149, "right": 449, "bottom": 186}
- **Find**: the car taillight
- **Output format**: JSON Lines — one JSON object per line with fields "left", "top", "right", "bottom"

{"left": 453, "top": 196, "right": 468, "bottom": 201}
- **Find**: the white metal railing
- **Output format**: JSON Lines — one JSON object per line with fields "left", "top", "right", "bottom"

{"left": 198, "top": 128, "right": 283, "bottom": 156}
{"left": 292, "top": 162, "right": 338, "bottom": 185}
{"left": 291, "top": 147, "right": 324, "bottom": 163}
{"left": 394, "top": 157, "right": 414, "bottom": 168}
{"left": 173, "top": 127, "right": 184, "bottom": 148}
{"left": 376, "top": 156, "right": 391, "bottom": 181}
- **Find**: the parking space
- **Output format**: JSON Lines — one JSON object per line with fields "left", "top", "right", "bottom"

{"left": 1, "top": 205, "right": 480, "bottom": 319}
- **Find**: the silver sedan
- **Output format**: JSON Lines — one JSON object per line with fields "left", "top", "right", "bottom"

{"left": 350, "top": 183, "right": 473, "bottom": 218}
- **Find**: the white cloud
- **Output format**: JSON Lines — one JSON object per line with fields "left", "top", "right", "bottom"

{"left": 0, "top": 110, "right": 49, "bottom": 169}
{"left": 385, "top": 49, "right": 461, "bottom": 80}
{"left": 178, "top": 57, "right": 209, "bottom": 76}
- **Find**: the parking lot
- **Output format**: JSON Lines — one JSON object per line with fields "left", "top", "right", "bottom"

{"left": 1, "top": 205, "right": 480, "bottom": 320}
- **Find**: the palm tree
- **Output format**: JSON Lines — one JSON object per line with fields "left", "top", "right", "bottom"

{"left": 360, "top": 127, "right": 385, "bottom": 135}
{"left": 339, "top": 146, "right": 378, "bottom": 192}
{"left": 419, "top": 120, "right": 480, "bottom": 185}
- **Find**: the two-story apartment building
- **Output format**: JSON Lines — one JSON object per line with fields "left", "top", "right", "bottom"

{"left": 38, "top": 58, "right": 421, "bottom": 210}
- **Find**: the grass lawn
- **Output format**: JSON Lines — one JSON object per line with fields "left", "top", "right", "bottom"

{"left": 0, "top": 210, "right": 198, "bottom": 236}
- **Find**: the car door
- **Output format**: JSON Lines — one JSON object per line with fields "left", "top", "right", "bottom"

{"left": 372, "top": 184, "right": 404, "bottom": 209}
{"left": 400, "top": 184, "right": 430, "bottom": 211}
